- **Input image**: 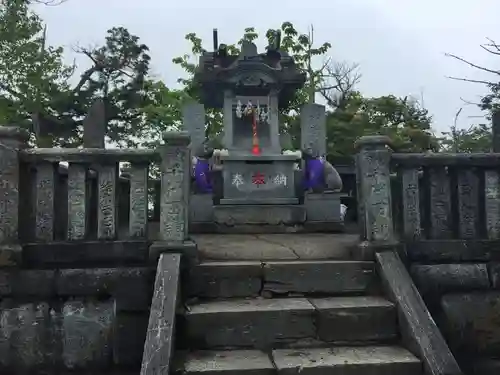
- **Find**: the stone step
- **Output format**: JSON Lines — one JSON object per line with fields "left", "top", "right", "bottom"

{"left": 272, "top": 346, "right": 422, "bottom": 374}
{"left": 175, "top": 346, "right": 422, "bottom": 374}
{"left": 188, "top": 260, "right": 376, "bottom": 298}
{"left": 175, "top": 349, "right": 275, "bottom": 374}
{"left": 184, "top": 296, "right": 397, "bottom": 349}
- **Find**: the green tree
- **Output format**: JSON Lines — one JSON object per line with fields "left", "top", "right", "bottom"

{"left": 441, "top": 123, "right": 492, "bottom": 152}
{"left": 326, "top": 95, "right": 440, "bottom": 156}
{"left": 0, "top": 0, "right": 72, "bottom": 131}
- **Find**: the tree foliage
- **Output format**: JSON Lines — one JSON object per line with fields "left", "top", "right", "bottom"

{"left": 1, "top": 6, "right": 493, "bottom": 155}
{"left": 0, "top": 0, "right": 72, "bottom": 128}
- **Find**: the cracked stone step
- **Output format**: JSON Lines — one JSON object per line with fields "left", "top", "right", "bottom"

{"left": 262, "top": 260, "right": 375, "bottom": 295}
{"left": 184, "top": 296, "right": 397, "bottom": 349}
{"left": 187, "top": 260, "right": 375, "bottom": 299}
{"left": 272, "top": 346, "right": 422, "bottom": 375}
{"left": 310, "top": 296, "right": 397, "bottom": 342}
{"left": 174, "top": 349, "right": 275, "bottom": 374}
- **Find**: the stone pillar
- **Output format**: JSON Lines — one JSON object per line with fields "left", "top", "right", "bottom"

{"left": 300, "top": 103, "right": 326, "bottom": 157}
{"left": 355, "top": 135, "right": 395, "bottom": 245}
{"left": 150, "top": 131, "right": 196, "bottom": 263}
{"left": 493, "top": 110, "right": 500, "bottom": 152}
{"left": 183, "top": 102, "right": 205, "bottom": 153}
{"left": 0, "top": 126, "right": 29, "bottom": 266}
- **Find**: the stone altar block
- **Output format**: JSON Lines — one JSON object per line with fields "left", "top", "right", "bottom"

{"left": 220, "top": 154, "right": 299, "bottom": 205}
{"left": 304, "top": 192, "right": 342, "bottom": 222}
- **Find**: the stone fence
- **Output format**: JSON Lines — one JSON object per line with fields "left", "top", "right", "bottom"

{"left": 0, "top": 126, "right": 192, "bottom": 265}
{"left": 357, "top": 135, "right": 500, "bottom": 374}
{"left": 0, "top": 126, "right": 191, "bottom": 373}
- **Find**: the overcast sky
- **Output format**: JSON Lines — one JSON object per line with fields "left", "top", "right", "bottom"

{"left": 35, "top": 0, "right": 500, "bottom": 134}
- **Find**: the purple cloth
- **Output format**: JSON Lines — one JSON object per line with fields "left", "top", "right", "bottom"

{"left": 194, "top": 159, "right": 213, "bottom": 193}
{"left": 303, "top": 158, "right": 324, "bottom": 190}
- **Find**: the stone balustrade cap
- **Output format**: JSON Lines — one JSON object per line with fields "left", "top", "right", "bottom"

{"left": 355, "top": 135, "right": 393, "bottom": 150}
{"left": 0, "top": 126, "right": 29, "bottom": 142}
{"left": 162, "top": 131, "right": 190, "bottom": 145}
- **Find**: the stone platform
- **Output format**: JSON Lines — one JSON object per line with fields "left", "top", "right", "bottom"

{"left": 191, "top": 233, "right": 360, "bottom": 261}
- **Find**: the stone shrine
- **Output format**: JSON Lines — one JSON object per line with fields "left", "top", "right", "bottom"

{"left": 185, "top": 29, "right": 344, "bottom": 231}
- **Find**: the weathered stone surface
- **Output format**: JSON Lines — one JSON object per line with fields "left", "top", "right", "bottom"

{"left": 82, "top": 99, "right": 106, "bottom": 149}
{"left": 67, "top": 163, "right": 87, "bottom": 240}
{"left": 0, "top": 245, "right": 22, "bottom": 267}
{"left": 0, "top": 269, "right": 55, "bottom": 297}
{"left": 22, "top": 240, "right": 149, "bottom": 267}
{"left": 406, "top": 239, "right": 500, "bottom": 262}
{"left": 0, "top": 301, "right": 53, "bottom": 369}
{"left": 484, "top": 170, "right": 500, "bottom": 239}
{"left": 304, "top": 192, "right": 342, "bottom": 222}
{"left": 185, "top": 298, "right": 315, "bottom": 349}
{"left": 97, "top": 164, "right": 118, "bottom": 240}
{"left": 300, "top": 103, "right": 326, "bottom": 157}
{"left": 0, "top": 134, "right": 23, "bottom": 246}
{"left": 129, "top": 164, "right": 149, "bottom": 238}
{"left": 457, "top": 169, "right": 480, "bottom": 239}
{"left": 310, "top": 296, "right": 397, "bottom": 342}
{"left": 190, "top": 194, "right": 215, "bottom": 223}
{"left": 262, "top": 260, "right": 374, "bottom": 294}
{"left": 189, "top": 261, "right": 262, "bottom": 298}
{"left": 489, "top": 262, "right": 500, "bottom": 289}
{"left": 399, "top": 168, "right": 421, "bottom": 240}
{"left": 34, "top": 162, "right": 56, "bottom": 242}
{"left": 183, "top": 102, "right": 206, "bottom": 154}
{"left": 376, "top": 251, "right": 462, "bottom": 375}
{"left": 272, "top": 346, "right": 421, "bottom": 375}
{"left": 194, "top": 234, "right": 298, "bottom": 260}
{"left": 0, "top": 300, "right": 114, "bottom": 370}
{"left": 113, "top": 313, "right": 148, "bottom": 366}
{"left": 428, "top": 167, "right": 452, "bottom": 239}
{"left": 158, "top": 131, "right": 190, "bottom": 243}
{"left": 355, "top": 136, "right": 394, "bottom": 243}
{"left": 56, "top": 268, "right": 152, "bottom": 311}
{"left": 61, "top": 300, "right": 114, "bottom": 369}
{"left": 177, "top": 349, "right": 275, "bottom": 374}
{"left": 193, "top": 233, "right": 359, "bottom": 261}
{"left": 214, "top": 204, "right": 305, "bottom": 226}
{"left": 441, "top": 292, "right": 500, "bottom": 355}
{"left": 470, "top": 359, "right": 500, "bottom": 375}
{"left": 411, "top": 264, "right": 490, "bottom": 297}
{"left": 141, "top": 253, "right": 181, "bottom": 375}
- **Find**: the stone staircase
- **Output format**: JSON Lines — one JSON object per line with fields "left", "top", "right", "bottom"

{"left": 172, "top": 234, "right": 424, "bottom": 374}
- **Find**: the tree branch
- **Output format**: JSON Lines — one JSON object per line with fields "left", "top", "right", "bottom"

{"left": 445, "top": 53, "right": 500, "bottom": 76}
{"left": 447, "top": 76, "right": 494, "bottom": 85}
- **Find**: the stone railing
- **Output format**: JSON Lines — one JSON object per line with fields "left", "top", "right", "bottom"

{"left": 0, "top": 127, "right": 191, "bottom": 374}
{"left": 356, "top": 135, "right": 500, "bottom": 374}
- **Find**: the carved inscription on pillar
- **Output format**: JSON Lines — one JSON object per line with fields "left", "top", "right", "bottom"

{"left": 485, "top": 170, "right": 500, "bottom": 239}
{"left": 356, "top": 136, "right": 394, "bottom": 243}
{"left": 457, "top": 169, "right": 479, "bottom": 239}
{"left": 0, "top": 145, "right": 20, "bottom": 244}
{"left": 129, "top": 164, "right": 149, "bottom": 238}
{"left": 97, "top": 164, "right": 118, "bottom": 240}
{"left": 35, "top": 162, "right": 56, "bottom": 242}
{"left": 159, "top": 132, "right": 190, "bottom": 242}
{"left": 428, "top": 167, "right": 452, "bottom": 239}
{"left": 400, "top": 168, "right": 421, "bottom": 240}
{"left": 183, "top": 102, "right": 205, "bottom": 153}
{"left": 67, "top": 163, "right": 87, "bottom": 240}
{"left": 301, "top": 104, "right": 326, "bottom": 157}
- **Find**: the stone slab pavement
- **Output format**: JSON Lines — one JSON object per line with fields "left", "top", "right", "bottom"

{"left": 191, "top": 233, "right": 360, "bottom": 261}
